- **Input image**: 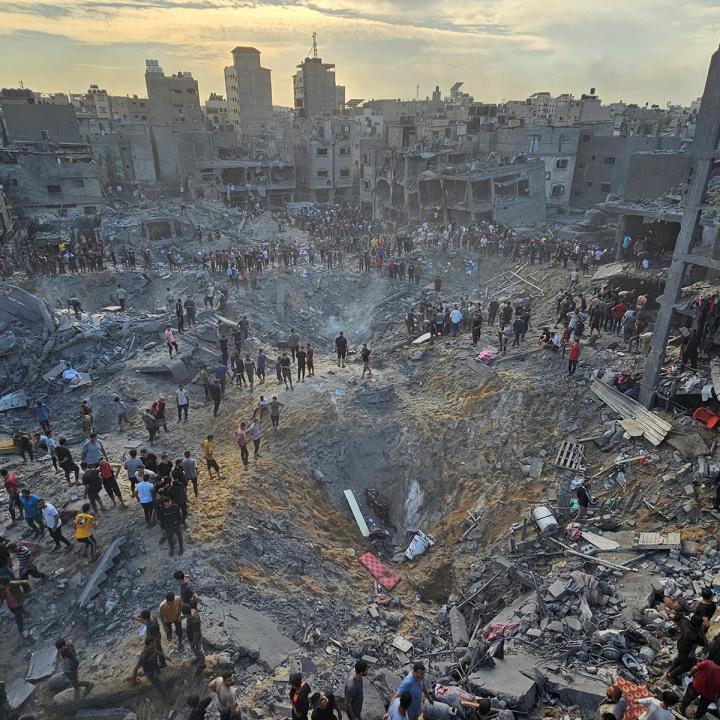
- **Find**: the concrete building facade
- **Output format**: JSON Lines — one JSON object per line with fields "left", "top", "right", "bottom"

{"left": 570, "top": 134, "right": 685, "bottom": 208}
{"left": 224, "top": 47, "right": 273, "bottom": 147}
{"left": 293, "top": 56, "right": 344, "bottom": 118}
{"left": 145, "top": 60, "right": 202, "bottom": 131}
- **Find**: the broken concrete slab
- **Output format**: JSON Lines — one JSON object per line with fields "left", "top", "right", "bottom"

{"left": 137, "top": 358, "right": 192, "bottom": 385}
{"left": 547, "top": 579, "right": 568, "bottom": 599}
{"left": 391, "top": 636, "right": 413, "bottom": 653}
{"left": 0, "top": 331, "right": 16, "bottom": 355}
{"left": 6, "top": 677, "right": 35, "bottom": 709}
{"left": 26, "top": 644, "right": 58, "bottom": 681}
{"left": 202, "top": 598, "right": 298, "bottom": 671}
{"left": 76, "top": 536, "right": 126, "bottom": 607}
{"left": 467, "top": 654, "right": 538, "bottom": 712}
{"left": 75, "top": 710, "right": 137, "bottom": 720}
{"left": 0, "top": 287, "right": 54, "bottom": 332}
{"left": 0, "top": 389, "right": 28, "bottom": 412}
{"left": 448, "top": 606, "right": 469, "bottom": 647}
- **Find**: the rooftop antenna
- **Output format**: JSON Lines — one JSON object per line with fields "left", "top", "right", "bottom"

{"left": 312, "top": 32, "right": 318, "bottom": 59}
{"left": 416, "top": 83, "right": 419, "bottom": 100}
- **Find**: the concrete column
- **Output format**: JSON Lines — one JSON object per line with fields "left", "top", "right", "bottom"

{"left": 639, "top": 45, "right": 720, "bottom": 407}
{"left": 615, "top": 214, "right": 625, "bottom": 260}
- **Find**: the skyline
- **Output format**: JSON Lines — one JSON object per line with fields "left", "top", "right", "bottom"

{"left": 0, "top": 1, "right": 718, "bottom": 108}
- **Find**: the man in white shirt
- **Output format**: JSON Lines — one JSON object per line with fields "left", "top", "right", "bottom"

{"left": 135, "top": 470, "right": 156, "bottom": 525}
{"left": 175, "top": 385, "right": 189, "bottom": 423}
{"left": 450, "top": 306, "right": 463, "bottom": 337}
{"left": 40, "top": 499, "right": 72, "bottom": 550}
{"left": 116, "top": 285, "right": 126, "bottom": 311}
{"left": 637, "top": 691, "right": 679, "bottom": 720}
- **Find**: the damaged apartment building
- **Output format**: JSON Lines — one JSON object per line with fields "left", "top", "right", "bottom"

{"left": 0, "top": 89, "right": 105, "bottom": 219}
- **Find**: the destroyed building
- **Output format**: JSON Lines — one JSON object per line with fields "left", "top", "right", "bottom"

{"left": 0, "top": 92, "right": 105, "bottom": 218}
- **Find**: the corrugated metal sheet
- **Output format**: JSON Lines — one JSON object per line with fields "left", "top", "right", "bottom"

{"left": 590, "top": 379, "right": 672, "bottom": 446}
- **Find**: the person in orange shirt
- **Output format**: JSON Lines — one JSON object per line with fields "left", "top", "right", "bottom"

{"left": 568, "top": 341, "right": 581, "bottom": 376}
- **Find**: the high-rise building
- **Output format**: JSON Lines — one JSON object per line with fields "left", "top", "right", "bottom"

{"left": 144, "top": 59, "right": 202, "bottom": 131}
{"left": 224, "top": 47, "right": 273, "bottom": 142}
{"left": 293, "top": 38, "right": 344, "bottom": 118}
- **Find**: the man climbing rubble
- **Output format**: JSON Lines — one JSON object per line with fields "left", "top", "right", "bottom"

{"left": 394, "top": 662, "right": 434, "bottom": 720}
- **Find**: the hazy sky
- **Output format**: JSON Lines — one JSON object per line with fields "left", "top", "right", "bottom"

{"left": 0, "top": 0, "right": 718, "bottom": 107}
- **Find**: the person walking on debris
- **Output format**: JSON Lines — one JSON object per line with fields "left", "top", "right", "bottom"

{"left": 270, "top": 397, "right": 285, "bottom": 431}
{"left": 288, "top": 328, "right": 300, "bottom": 362}
{"left": 568, "top": 341, "right": 581, "bottom": 376}
{"left": 157, "top": 496, "right": 184, "bottom": 556}
{"left": 244, "top": 353, "right": 256, "bottom": 391}
{"left": 34, "top": 400, "right": 51, "bottom": 433}
{"left": 158, "top": 593, "right": 183, "bottom": 650}
{"left": 202, "top": 435, "right": 220, "bottom": 479}
{"left": 296, "top": 344, "right": 307, "bottom": 382}
{"left": 165, "top": 325, "right": 179, "bottom": 358}
{"left": 116, "top": 285, "right": 126, "bottom": 311}
{"left": 133, "top": 636, "right": 169, "bottom": 700}
{"left": 248, "top": 419, "right": 262, "bottom": 459}
{"left": 183, "top": 603, "right": 205, "bottom": 668}
{"left": 335, "top": 331, "right": 348, "bottom": 368}
{"left": 209, "top": 379, "right": 222, "bottom": 416}
{"left": 183, "top": 451, "right": 199, "bottom": 497}
{"left": 80, "top": 400, "right": 94, "bottom": 438}
{"left": 361, "top": 344, "right": 372, "bottom": 377}
{"left": 214, "top": 358, "right": 228, "bottom": 394}
{"left": 0, "top": 576, "right": 31, "bottom": 636}
{"left": 306, "top": 343, "right": 315, "bottom": 376}
{"left": 81, "top": 462, "right": 107, "bottom": 512}
{"left": 175, "top": 298, "right": 184, "bottom": 332}
{"left": 81, "top": 433, "right": 107, "bottom": 468}
{"left": 176, "top": 384, "right": 189, "bottom": 422}
{"left": 19, "top": 489, "right": 44, "bottom": 538}
{"left": 40, "top": 499, "right": 72, "bottom": 550}
{"left": 235, "top": 422, "right": 249, "bottom": 469}
{"left": 209, "top": 671, "right": 241, "bottom": 720}
{"left": 3, "top": 469, "right": 22, "bottom": 524}
{"left": 232, "top": 352, "right": 247, "bottom": 389}
{"left": 345, "top": 659, "right": 368, "bottom": 720}
{"left": 281, "top": 352, "right": 294, "bottom": 390}
{"left": 136, "top": 470, "right": 156, "bottom": 526}
{"left": 9, "top": 542, "right": 47, "bottom": 582}
{"left": 185, "top": 295, "right": 197, "bottom": 327}
{"left": 388, "top": 692, "right": 413, "bottom": 720}
{"left": 678, "top": 660, "right": 720, "bottom": 719}
{"left": 471, "top": 308, "right": 483, "bottom": 346}
{"left": 114, "top": 397, "right": 130, "bottom": 430}
{"left": 73, "top": 503, "right": 98, "bottom": 560}
{"left": 55, "top": 638, "right": 94, "bottom": 697}
{"left": 394, "top": 662, "right": 434, "bottom": 720}
{"left": 55, "top": 438, "right": 80, "bottom": 485}
{"left": 257, "top": 348, "right": 267, "bottom": 383}
{"left": 668, "top": 613, "right": 707, "bottom": 684}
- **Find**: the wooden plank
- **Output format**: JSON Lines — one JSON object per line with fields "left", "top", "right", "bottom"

{"left": 581, "top": 531, "right": 621, "bottom": 551}
{"left": 619, "top": 418, "right": 644, "bottom": 437}
{"left": 344, "top": 489, "right": 370, "bottom": 538}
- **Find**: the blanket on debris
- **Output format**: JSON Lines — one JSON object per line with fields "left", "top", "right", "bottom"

{"left": 359, "top": 552, "right": 401, "bottom": 590}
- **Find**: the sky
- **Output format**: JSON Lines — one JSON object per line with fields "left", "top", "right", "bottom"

{"left": 0, "top": 0, "right": 718, "bottom": 107}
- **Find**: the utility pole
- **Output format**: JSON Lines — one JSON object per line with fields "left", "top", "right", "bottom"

{"left": 416, "top": 83, "right": 419, "bottom": 100}
{"left": 639, "top": 45, "right": 720, "bottom": 407}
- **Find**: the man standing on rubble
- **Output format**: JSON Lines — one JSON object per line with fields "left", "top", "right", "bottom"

{"left": 335, "top": 331, "right": 348, "bottom": 368}
{"left": 157, "top": 496, "right": 184, "bottom": 556}
{"left": 34, "top": 401, "right": 51, "bottom": 434}
{"left": 345, "top": 660, "right": 368, "bottom": 720}
{"left": 55, "top": 639, "right": 94, "bottom": 697}
{"left": 678, "top": 659, "right": 720, "bottom": 720}
{"left": 394, "top": 662, "right": 433, "bottom": 720}
{"left": 81, "top": 433, "right": 107, "bottom": 469}
{"left": 175, "top": 385, "right": 189, "bottom": 423}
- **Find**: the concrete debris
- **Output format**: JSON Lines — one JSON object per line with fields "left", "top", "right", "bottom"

{"left": 201, "top": 597, "right": 299, "bottom": 670}
{"left": 0, "top": 389, "right": 28, "bottom": 411}
{"left": 75, "top": 536, "right": 127, "bottom": 607}
{"left": 5, "top": 678, "right": 35, "bottom": 709}
{"left": 75, "top": 710, "right": 137, "bottom": 720}
{"left": 26, "top": 644, "right": 58, "bottom": 681}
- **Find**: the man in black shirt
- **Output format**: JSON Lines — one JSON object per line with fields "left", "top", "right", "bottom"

{"left": 132, "top": 637, "right": 167, "bottom": 699}
{"left": 157, "top": 453, "right": 173, "bottom": 479}
{"left": 296, "top": 346, "right": 307, "bottom": 382}
{"left": 140, "top": 448, "right": 158, "bottom": 473}
{"left": 335, "top": 332, "right": 347, "bottom": 368}
{"left": 55, "top": 438, "right": 80, "bottom": 485}
{"left": 311, "top": 692, "right": 342, "bottom": 720}
{"left": 156, "top": 497, "right": 184, "bottom": 556}
{"left": 55, "top": 638, "right": 93, "bottom": 697}
{"left": 80, "top": 463, "right": 107, "bottom": 513}
{"left": 280, "top": 352, "right": 294, "bottom": 390}
{"left": 668, "top": 613, "right": 706, "bottom": 683}
{"left": 183, "top": 603, "right": 205, "bottom": 667}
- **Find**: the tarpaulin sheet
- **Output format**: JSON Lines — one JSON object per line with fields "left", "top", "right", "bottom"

{"left": 359, "top": 552, "right": 401, "bottom": 591}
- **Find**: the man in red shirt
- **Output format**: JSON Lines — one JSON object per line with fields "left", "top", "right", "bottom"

{"left": 611, "top": 302, "right": 628, "bottom": 334}
{"left": 1, "top": 469, "right": 22, "bottom": 523}
{"left": 680, "top": 659, "right": 720, "bottom": 719}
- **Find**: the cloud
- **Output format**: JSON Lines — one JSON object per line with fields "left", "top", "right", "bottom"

{"left": 0, "top": 0, "right": 716, "bottom": 106}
